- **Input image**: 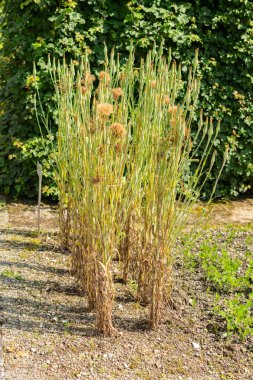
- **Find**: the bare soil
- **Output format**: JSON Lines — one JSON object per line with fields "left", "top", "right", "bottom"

{"left": 0, "top": 199, "right": 253, "bottom": 380}
{"left": 208, "top": 197, "right": 253, "bottom": 225}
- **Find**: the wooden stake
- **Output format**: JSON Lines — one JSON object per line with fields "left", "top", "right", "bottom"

{"left": 37, "top": 162, "right": 42, "bottom": 236}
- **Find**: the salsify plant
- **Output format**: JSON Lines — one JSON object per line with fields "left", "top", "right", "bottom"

{"left": 45, "top": 48, "right": 138, "bottom": 335}
{"left": 36, "top": 43, "right": 228, "bottom": 335}
{"left": 125, "top": 45, "right": 226, "bottom": 328}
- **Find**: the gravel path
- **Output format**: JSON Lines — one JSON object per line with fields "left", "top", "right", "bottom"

{"left": 0, "top": 224, "right": 88, "bottom": 379}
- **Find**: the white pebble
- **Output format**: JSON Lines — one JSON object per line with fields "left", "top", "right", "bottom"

{"left": 192, "top": 341, "right": 201, "bottom": 350}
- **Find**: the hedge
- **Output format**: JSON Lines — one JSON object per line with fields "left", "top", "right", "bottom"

{"left": 0, "top": 0, "right": 252, "bottom": 198}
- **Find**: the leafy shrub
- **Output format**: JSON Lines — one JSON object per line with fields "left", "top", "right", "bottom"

{"left": 0, "top": 0, "right": 253, "bottom": 198}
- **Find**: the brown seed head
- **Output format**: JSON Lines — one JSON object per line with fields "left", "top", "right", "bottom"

{"left": 81, "top": 86, "right": 87, "bottom": 94}
{"left": 93, "top": 174, "right": 102, "bottom": 184}
{"left": 85, "top": 72, "right": 95, "bottom": 85}
{"left": 111, "top": 87, "right": 123, "bottom": 100}
{"left": 164, "top": 95, "right": 170, "bottom": 105}
{"left": 170, "top": 118, "right": 177, "bottom": 128}
{"left": 115, "top": 143, "right": 123, "bottom": 152}
{"left": 97, "top": 103, "right": 113, "bottom": 117}
{"left": 109, "top": 122, "right": 126, "bottom": 138}
{"left": 150, "top": 80, "right": 156, "bottom": 89}
{"left": 89, "top": 120, "right": 96, "bottom": 133}
{"left": 99, "top": 71, "right": 111, "bottom": 84}
{"left": 168, "top": 105, "right": 179, "bottom": 115}
{"left": 98, "top": 145, "right": 105, "bottom": 155}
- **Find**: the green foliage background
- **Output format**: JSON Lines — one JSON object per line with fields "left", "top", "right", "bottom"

{"left": 0, "top": 0, "right": 252, "bottom": 198}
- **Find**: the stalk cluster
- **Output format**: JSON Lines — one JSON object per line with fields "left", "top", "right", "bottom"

{"left": 46, "top": 45, "right": 227, "bottom": 335}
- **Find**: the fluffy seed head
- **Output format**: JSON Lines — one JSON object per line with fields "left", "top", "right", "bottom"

{"left": 164, "top": 95, "right": 170, "bottom": 105}
{"left": 115, "top": 143, "right": 124, "bottom": 152}
{"left": 168, "top": 105, "right": 179, "bottom": 115}
{"left": 89, "top": 120, "right": 96, "bottom": 133}
{"left": 93, "top": 174, "right": 102, "bottom": 184}
{"left": 99, "top": 71, "right": 111, "bottom": 84}
{"left": 84, "top": 72, "right": 95, "bottom": 85}
{"left": 109, "top": 123, "right": 126, "bottom": 138}
{"left": 98, "top": 145, "right": 105, "bottom": 155}
{"left": 111, "top": 87, "right": 123, "bottom": 100}
{"left": 97, "top": 103, "right": 113, "bottom": 117}
{"left": 170, "top": 118, "right": 177, "bottom": 128}
{"left": 81, "top": 86, "right": 87, "bottom": 94}
{"left": 150, "top": 80, "right": 156, "bottom": 89}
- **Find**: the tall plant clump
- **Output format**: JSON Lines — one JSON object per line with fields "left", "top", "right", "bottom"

{"left": 119, "top": 45, "right": 226, "bottom": 328}
{"left": 45, "top": 45, "right": 227, "bottom": 335}
{"left": 47, "top": 48, "right": 137, "bottom": 335}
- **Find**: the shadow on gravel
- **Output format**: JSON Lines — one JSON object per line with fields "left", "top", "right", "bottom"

{"left": 0, "top": 228, "right": 57, "bottom": 238}
{"left": 0, "top": 274, "right": 78, "bottom": 294}
{"left": 0, "top": 295, "right": 96, "bottom": 336}
{"left": 0, "top": 293, "right": 150, "bottom": 336}
{"left": 0, "top": 239, "right": 59, "bottom": 254}
{"left": 115, "top": 294, "right": 136, "bottom": 304}
{"left": 0, "top": 228, "right": 37, "bottom": 237}
{"left": 0, "top": 260, "right": 69, "bottom": 276}
{"left": 114, "top": 315, "right": 150, "bottom": 332}
{"left": 0, "top": 272, "right": 153, "bottom": 336}
{"left": 0, "top": 227, "right": 154, "bottom": 337}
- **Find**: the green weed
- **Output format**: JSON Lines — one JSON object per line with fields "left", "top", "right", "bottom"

{"left": 182, "top": 228, "right": 253, "bottom": 338}
{"left": 215, "top": 295, "right": 253, "bottom": 338}
{"left": 1, "top": 269, "right": 23, "bottom": 281}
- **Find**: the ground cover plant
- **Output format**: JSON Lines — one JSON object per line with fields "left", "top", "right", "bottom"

{"left": 37, "top": 45, "right": 228, "bottom": 336}
{"left": 182, "top": 224, "right": 253, "bottom": 339}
